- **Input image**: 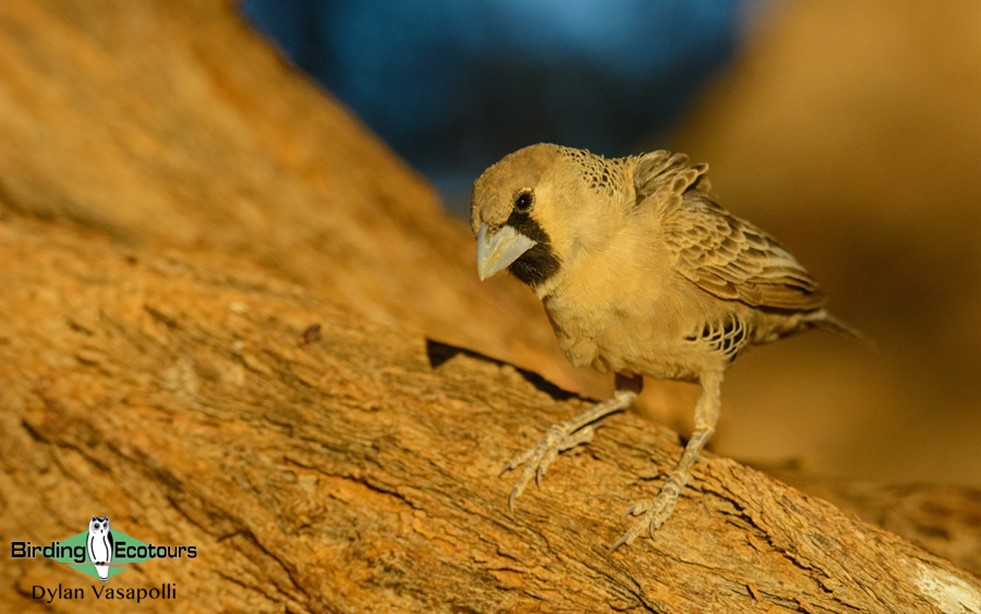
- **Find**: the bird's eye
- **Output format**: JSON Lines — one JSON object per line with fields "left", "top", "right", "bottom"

{"left": 514, "top": 189, "right": 534, "bottom": 213}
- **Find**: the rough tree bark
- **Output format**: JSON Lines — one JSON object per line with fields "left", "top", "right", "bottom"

{"left": 0, "top": 1, "right": 978, "bottom": 613}
{"left": 2, "top": 215, "right": 979, "bottom": 613}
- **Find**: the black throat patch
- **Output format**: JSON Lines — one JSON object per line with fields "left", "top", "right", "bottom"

{"left": 504, "top": 210, "right": 560, "bottom": 289}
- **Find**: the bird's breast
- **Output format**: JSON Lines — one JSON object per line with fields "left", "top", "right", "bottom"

{"left": 541, "top": 284, "right": 706, "bottom": 381}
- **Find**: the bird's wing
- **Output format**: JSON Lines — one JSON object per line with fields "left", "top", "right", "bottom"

{"left": 663, "top": 196, "right": 826, "bottom": 310}
{"left": 631, "top": 152, "right": 826, "bottom": 311}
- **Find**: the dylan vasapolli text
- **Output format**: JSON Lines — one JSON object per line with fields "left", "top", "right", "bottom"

{"left": 32, "top": 583, "right": 177, "bottom": 604}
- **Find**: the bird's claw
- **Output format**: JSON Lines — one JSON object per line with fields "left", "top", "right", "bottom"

{"left": 609, "top": 489, "right": 679, "bottom": 552}
{"left": 501, "top": 422, "right": 597, "bottom": 511}
{"left": 619, "top": 500, "right": 650, "bottom": 522}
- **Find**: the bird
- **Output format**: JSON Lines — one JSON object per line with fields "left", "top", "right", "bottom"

{"left": 86, "top": 516, "right": 114, "bottom": 583}
{"left": 470, "top": 143, "right": 864, "bottom": 550}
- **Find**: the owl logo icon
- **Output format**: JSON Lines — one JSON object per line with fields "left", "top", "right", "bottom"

{"left": 86, "top": 516, "right": 114, "bottom": 583}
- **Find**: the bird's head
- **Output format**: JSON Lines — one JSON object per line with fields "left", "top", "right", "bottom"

{"left": 471, "top": 143, "right": 619, "bottom": 292}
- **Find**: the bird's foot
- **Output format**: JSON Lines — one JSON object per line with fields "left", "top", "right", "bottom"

{"left": 610, "top": 476, "right": 682, "bottom": 551}
{"left": 501, "top": 420, "right": 598, "bottom": 511}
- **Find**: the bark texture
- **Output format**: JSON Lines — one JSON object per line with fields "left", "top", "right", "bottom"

{"left": 3, "top": 214, "right": 979, "bottom": 613}
{"left": 1, "top": 1, "right": 979, "bottom": 612}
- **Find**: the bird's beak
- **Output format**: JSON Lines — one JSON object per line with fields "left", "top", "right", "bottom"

{"left": 476, "top": 223, "right": 537, "bottom": 280}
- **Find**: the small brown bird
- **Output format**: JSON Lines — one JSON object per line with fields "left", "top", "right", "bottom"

{"left": 471, "top": 143, "right": 862, "bottom": 550}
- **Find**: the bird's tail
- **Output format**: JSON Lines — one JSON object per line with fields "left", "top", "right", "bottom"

{"left": 811, "top": 311, "right": 876, "bottom": 352}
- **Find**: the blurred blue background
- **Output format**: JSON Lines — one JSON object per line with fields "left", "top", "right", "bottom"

{"left": 240, "top": 0, "right": 750, "bottom": 209}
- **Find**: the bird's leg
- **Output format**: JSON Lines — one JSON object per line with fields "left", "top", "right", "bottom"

{"left": 503, "top": 373, "right": 643, "bottom": 511}
{"left": 611, "top": 372, "right": 722, "bottom": 551}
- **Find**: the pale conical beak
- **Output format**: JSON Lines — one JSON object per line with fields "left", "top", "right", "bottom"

{"left": 476, "top": 223, "right": 537, "bottom": 280}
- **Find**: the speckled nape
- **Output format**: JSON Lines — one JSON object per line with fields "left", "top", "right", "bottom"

{"left": 558, "top": 146, "right": 627, "bottom": 197}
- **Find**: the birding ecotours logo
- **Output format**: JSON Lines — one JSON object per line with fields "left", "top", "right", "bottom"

{"left": 9, "top": 516, "right": 198, "bottom": 583}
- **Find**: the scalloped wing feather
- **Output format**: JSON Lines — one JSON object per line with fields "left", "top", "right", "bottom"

{"left": 663, "top": 197, "right": 827, "bottom": 311}
{"left": 632, "top": 150, "right": 713, "bottom": 215}
{"left": 630, "top": 153, "right": 825, "bottom": 311}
